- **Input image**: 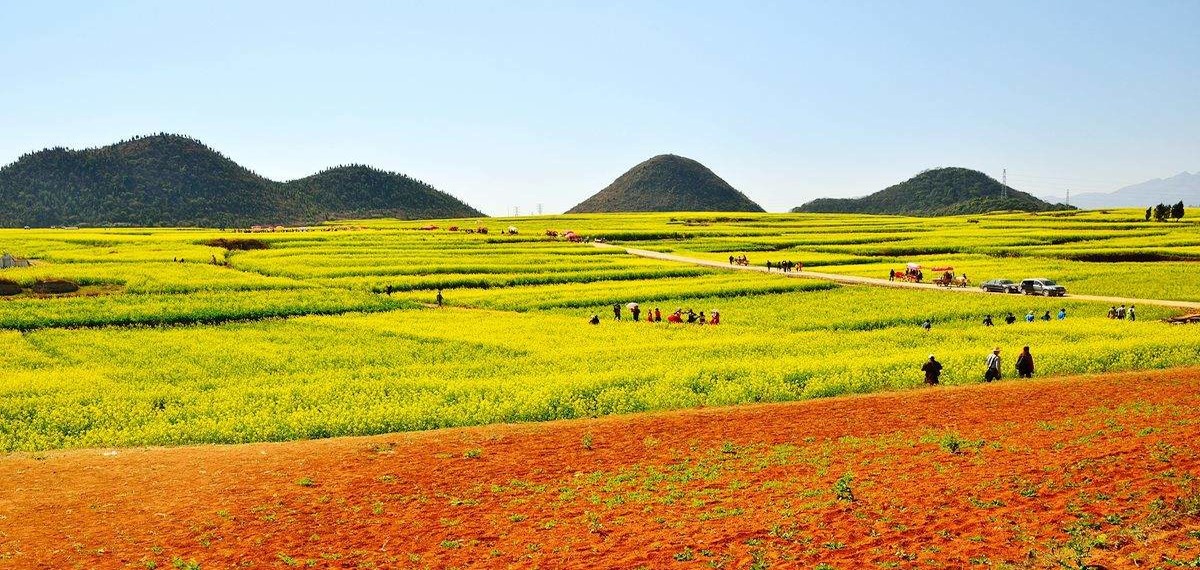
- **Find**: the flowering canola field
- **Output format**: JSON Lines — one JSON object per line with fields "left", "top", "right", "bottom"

{"left": 1, "top": 209, "right": 1198, "bottom": 451}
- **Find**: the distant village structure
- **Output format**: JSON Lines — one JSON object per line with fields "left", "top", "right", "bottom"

{"left": 0, "top": 253, "right": 31, "bottom": 269}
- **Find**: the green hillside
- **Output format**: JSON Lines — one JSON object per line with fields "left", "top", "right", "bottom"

{"left": 567, "top": 154, "right": 764, "bottom": 213}
{"left": 0, "top": 134, "right": 483, "bottom": 227}
{"left": 794, "top": 167, "right": 1070, "bottom": 216}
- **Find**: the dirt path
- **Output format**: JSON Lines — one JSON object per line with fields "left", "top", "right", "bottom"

{"left": 601, "top": 243, "right": 1200, "bottom": 310}
{"left": 3, "top": 368, "right": 1199, "bottom": 568}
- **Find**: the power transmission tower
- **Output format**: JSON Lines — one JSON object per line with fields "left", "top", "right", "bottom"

{"left": 1066, "top": 189, "right": 1070, "bottom": 207}
{"left": 537, "top": 203, "right": 543, "bottom": 215}
{"left": 1002, "top": 168, "right": 1007, "bottom": 199}
{"left": 514, "top": 206, "right": 520, "bottom": 217}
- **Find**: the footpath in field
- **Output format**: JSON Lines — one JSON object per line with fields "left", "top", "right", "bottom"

{"left": 2, "top": 368, "right": 1199, "bottom": 568}
{"left": 603, "top": 243, "right": 1200, "bottom": 310}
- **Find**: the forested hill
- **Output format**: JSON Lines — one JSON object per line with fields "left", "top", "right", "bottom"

{"left": 0, "top": 134, "right": 483, "bottom": 227}
{"left": 567, "top": 154, "right": 765, "bottom": 213}
{"left": 793, "top": 167, "right": 1070, "bottom": 216}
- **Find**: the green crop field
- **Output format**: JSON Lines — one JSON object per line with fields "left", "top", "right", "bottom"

{"left": 2, "top": 209, "right": 1198, "bottom": 451}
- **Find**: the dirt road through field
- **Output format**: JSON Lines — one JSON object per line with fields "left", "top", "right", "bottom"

{"left": 602, "top": 243, "right": 1200, "bottom": 310}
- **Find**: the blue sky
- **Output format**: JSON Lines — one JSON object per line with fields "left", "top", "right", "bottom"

{"left": 2, "top": 1, "right": 1197, "bottom": 214}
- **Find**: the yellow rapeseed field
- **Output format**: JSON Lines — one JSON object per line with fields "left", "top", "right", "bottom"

{"left": 1, "top": 210, "right": 1197, "bottom": 451}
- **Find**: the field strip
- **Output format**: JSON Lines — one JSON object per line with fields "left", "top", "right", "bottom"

{"left": 4, "top": 367, "right": 1199, "bottom": 567}
{"left": 600, "top": 243, "right": 1200, "bottom": 310}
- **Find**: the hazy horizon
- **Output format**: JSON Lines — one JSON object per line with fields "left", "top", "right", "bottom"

{"left": 3, "top": 1, "right": 1197, "bottom": 215}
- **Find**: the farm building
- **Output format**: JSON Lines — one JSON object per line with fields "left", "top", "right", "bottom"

{"left": 0, "top": 253, "right": 31, "bottom": 269}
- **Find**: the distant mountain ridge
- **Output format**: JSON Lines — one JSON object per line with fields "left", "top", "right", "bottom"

{"left": 0, "top": 134, "right": 484, "bottom": 227}
{"left": 794, "top": 167, "right": 1070, "bottom": 216}
{"left": 1040, "top": 172, "right": 1200, "bottom": 209}
{"left": 567, "top": 154, "right": 764, "bottom": 213}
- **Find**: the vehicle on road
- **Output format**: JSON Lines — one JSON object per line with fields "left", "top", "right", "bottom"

{"left": 1020, "top": 278, "right": 1067, "bottom": 297}
{"left": 981, "top": 279, "right": 1019, "bottom": 293}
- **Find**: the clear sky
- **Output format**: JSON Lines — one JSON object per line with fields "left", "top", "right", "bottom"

{"left": 2, "top": 1, "right": 1197, "bottom": 215}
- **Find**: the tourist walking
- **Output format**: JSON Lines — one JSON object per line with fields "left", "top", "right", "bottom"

{"left": 1015, "top": 346, "right": 1034, "bottom": 378}
{"left": 985, "top": 347, "right": 1002, "bottom": 382}
{"left": 613, "top": 303, "right": 622, "bottom": 320}
{"left": 436, "top": 288, "right": 443, "bottom": 307}
{"left": 631, "top": 304, "right": 641, "bottom": 322}
{"left": 1128, "top": 305, "right": 1136, "bottom": 321}
{"left": 922, "top": 355, "right": 943, "bottom": 385}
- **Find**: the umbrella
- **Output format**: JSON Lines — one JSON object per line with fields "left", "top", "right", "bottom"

{"left": 906, "top": 262, "right": 921, "bottom": 270}
{"left": 627, "top": 302, "right": 639, "bottom": 309}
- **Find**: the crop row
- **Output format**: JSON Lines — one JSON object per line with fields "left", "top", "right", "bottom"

{"left": 0, "top": 284, "right": 1193, "bottom": 451}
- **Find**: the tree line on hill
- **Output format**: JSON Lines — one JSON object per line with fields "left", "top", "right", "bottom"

{"left": 1146, "top": 202, "right": 1185, "bottom": 222}
{"left": 793, "top": 167, "right": 1070, "bottom": 216}
{"left": 0, "top": 134, "right": 483, "bottom": 227}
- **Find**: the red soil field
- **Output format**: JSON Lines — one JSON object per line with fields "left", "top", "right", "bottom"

{"left": 3, "top": 369, "right": 1200, "bottom": 569}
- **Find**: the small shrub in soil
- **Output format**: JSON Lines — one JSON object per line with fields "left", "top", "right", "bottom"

{"left": 0, "top": 279, "right": 21, "bottom": 296}
{"left": 32, "top": 279, "right": 80, "bottom": 294}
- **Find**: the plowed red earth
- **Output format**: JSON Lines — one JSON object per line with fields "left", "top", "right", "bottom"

{"left": 3, "top": 369, "right": 1200, "bottom": 569}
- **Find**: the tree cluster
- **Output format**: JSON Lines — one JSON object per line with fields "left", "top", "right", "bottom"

{"left": 1146, "top": 202, "right": 1185, "bottom": 222}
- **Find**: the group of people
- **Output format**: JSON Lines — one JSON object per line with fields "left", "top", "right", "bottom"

{"left": 920, "top": 308, "right": 1067, "bottom": 331}
{"left": 981, "top": 308, "right": 1066, "bottom": 326}
{"left": 592, "top": 304, "right": 720, "bottom": 325}
{"left": 728, "top": 255, "right": 750, "bottom": 266}
{"left": 1107, "top": 304, "right": 1136, "bottom": 321}
{"left": 921, "top": 345, "right": 1036, "bottom": 386}
{"left": 766, "top": 260, "right": 802, "bottom": 272}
